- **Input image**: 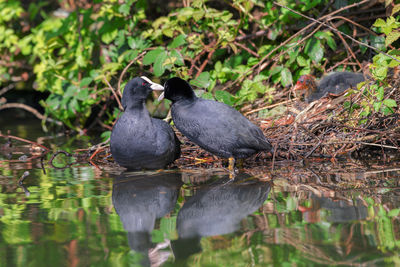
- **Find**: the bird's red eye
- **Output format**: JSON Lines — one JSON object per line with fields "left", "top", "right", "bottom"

{"left": 142, "top": 82, "right": 146, "bottom": 86}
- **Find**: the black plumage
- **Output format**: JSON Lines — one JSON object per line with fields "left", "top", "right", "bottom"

{"left": 161, "top": 77, "right": 273, "bottom": 160}
{"left": 110, "top": 77, "right": 180, "bottom": 170}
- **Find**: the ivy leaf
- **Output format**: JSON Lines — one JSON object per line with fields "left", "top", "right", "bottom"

{"left": 143, "top": 48, "right": 164, "bottom": 65}
{"left": 118, "top": 4, "right": 130, "bottom": 15}
{"left": 373, "top": 101, "right": 382, "bottom": 112}
{"left": 388, "top": 208, "right": 400, "bottom": 217}
{"left": 383, "top": 98, "right": 397, "bottom": 107}
{"left": 215, "top": 90, "right": 236, "bottom": 106}
{"left": 101, "top": 28, "right": 118, "bottom": 44}
{"left": 386, "top": 31, "right": 400, "bottom": 46}
{"left": 80, "top": 77, "right": 93, "bottom": 87}
{"left": 373, "top": 18, "right": 386, "bottom": 27}
{"left": 193, "top": 10, "right": 205, "bottom": 20}
{"left": 392, "top": 4, "right": 400, "bottom": 15}
{"left": 153, "top": 51, "right": 168, "bottom": 77}
{"left": 168, "top": 34, "right": 187, "bottom": 49}
{"left": 296, "top": 56, "right": 308, "bottom": 67}
{"left": 190, "top": 72, "right": 210, "bottom": 89}
{"left": 101, "top": 131, "right": 111, "bottom": 142}
{"left": 325, "top": 34, "right": 337, "bottom": 50}
{"left": 200, "top": 92, "right": 214, "bottom": 100}
{"left": 305, "top": 39, "right": 324, "bottom": 63}
{"left": 269, "top": 65, "right": 283, "bottom": 76}
{"left": 280, "top": 68, "right": 293, "bottom": 87}
{"left": 377, "top": 86, "right": 384, "bottom": 101}
{"left": 123, "top": 50, "right": 139, "bottom": 61}
{"left": 370, "top": 36, "right": 386, "bottom": 50}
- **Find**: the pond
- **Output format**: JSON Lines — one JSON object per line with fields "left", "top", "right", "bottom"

{"left": 1, "top": 112, "right": 400, "bottom": 266}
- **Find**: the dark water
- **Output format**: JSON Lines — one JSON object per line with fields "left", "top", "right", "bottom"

{"left": 1, "top": 114, "right": 400, "bottom": 266}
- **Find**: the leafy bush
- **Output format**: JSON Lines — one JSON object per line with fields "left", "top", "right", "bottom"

{"left": 0, "top": 0, "right": 396, "bottom": 130}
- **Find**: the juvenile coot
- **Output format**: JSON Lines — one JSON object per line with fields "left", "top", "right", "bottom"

{"left": 294, "top": 72, "right": 365, "bottom": 103}
{"left": 158, "top": 77, "right": 273, "bottom": 173}
{"left": 110, "top": 77, "right": 180, "bottom": 170}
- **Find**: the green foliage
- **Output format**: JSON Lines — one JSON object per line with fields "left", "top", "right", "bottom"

{"left": 0, "top": 0, "right": 394, "bottom": 130}
{"left": 346, "top": 14, "right": 400, "bottom": 122}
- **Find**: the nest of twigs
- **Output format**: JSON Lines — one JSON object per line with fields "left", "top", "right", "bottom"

{"left": 254, "top": 77, "right": 400, "bottom": 162}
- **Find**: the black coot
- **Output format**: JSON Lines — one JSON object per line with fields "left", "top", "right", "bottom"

{"left": 159, "top": 77, "right": 272, "bottom": 171}
{"left": 294, "top": 71, "right": 365, "bottom": 103}
{"left": 110, "top": 77, "right": 180, "bottom": 170}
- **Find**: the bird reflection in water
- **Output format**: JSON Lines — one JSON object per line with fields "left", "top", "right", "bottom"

{"left": 112, "top": 171, "right": 183, "bottom": 267}
{"left": 299, "top": 195, "right": 368, "bottom": 223}
{"left": 172, "top": 173, "right": 271, "bottom": 260}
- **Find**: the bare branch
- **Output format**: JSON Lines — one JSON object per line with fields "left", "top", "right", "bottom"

{"left": 0, "top": 103, "right": 62, "bottom": 125}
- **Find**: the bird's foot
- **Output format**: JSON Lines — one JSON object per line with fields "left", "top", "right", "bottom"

{"left": 228, "top": 157, "right": 236, "bottom": 179}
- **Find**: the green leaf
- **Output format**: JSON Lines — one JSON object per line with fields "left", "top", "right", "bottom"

{"left": 123, "top": 50, "right": 139, "bottom": 61}
{"left": 153, "top": 51, "right": 168, "bottom": 77}
{"left": 388, "top": 209, "right": 400, "bottom": 217}
{"left": 305, "top": 39, "right": 324, "bottom": 63}
{"left": 118, "top": 4, "right": 130, "bottom": 15}
{"left": 374, "top": 66, "right": 388, "bottom": 80}
{"left": 377, "top": 86, "right": 384, "bottom": 101}
{"left": 76, "top": 88, "right": 89, "bottom": 101}
{"left": 190, "top": 72, "right": 210, "bottom": 89}
{"left": 373, "top": 101, "right": 382, "bottom": 112}
{"left": 382, "top": 106, "right": 394, "bottom": 115}
{"left": 193, "top": 10, "right": 205, "bottom": 21}
{"left": 392, "top": 4, "right": 400, "bottom": 15}
{"left": 383, "top": 98, "right": 397, "bottom": 107}
{"left": 215, "top": 90, "right": 236, "bottom": 106}
{"left": 200, "top": 92, "right": 214, "bottom": 100}
{"left": 386, "top": 31, "right": 400, "bottom": 46}
{"left": 80, "top": 77, "right": 93, "bottom": 87}
{"left": 101, "top": 131, "right": 111, "bottom": 142}
{"left": 170, "top": 49, "right": 184, "bottom": 66}
{"left": 280, "top": 68, "right": 293, "bottom": 87}
{"left": 269, "top": 65, "right": 283, "bottom": 76}
{"left": 296, "top": 56, "right": 308, "bottom": 67}
{"left": 101, "top": 28, "right": 118, "bottom": 44}
{"left": 370, "top": 35, "right": 386, "bottom": 51}
{"left": 143, "top": 48, "right": 164, "bottom": 65}
{"left": 168, "top": 34, "right": 187, "bottom": 49}
{"left": 373, "top": 18, "right": 386, "bottom": 27}
{"left": 325, "top": 34, "right": 337, "bottom": 50}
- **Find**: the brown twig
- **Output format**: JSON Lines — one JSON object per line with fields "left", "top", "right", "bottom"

{"left": 0, "top": 84, "right": 15, "bottom": 97}
{"left": 274, "top": 1, "right": 400, "bottom": 64}
{"left": 330, "top": 16, "right": 378, "bottom": 36}
{"left": 117, "top": 50, "right": 148, "bottom": 96}
{"left": 18, "top": 171, "right": 30, "bottom": 185}
{"left": 245, "top": 99, "right": 295, "bottom": 116}
{"left": 0, "top": 103, "right": 62, "bottom": 125}
{"left": 329, "top": 22, "right": 362, "bottom": 70}
{"left": 195, "top": 42, "right": 218, "bottom": 78}
{"left": 271, "top": 23, "right": 324, "bottom": 64}
{"left": 235, "top": 29, "right": 269, "bottom": 41}
{"left": 221, "top": 0, "right": 372, "bottom": 91}
{"left": 234, "top": 41, "right": 259, "bottom": 57}
{"left": 189, "top": 50, "right": 207, "bottom": 76}
{"left": 0, "top": 133, "right": 50, "bottom": 151}
{"left": 103, "top": 78, "right": 123, "bottom": 111}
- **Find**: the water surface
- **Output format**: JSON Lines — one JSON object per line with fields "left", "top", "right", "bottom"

{"left": 1, "top": 114, "right": 400, "bottom": 266}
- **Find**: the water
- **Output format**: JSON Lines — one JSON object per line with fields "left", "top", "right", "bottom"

{"left": 1, "top": 113, "right": 400, "bottom": 266}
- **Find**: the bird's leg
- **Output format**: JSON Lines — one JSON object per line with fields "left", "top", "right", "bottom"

{"left": 228, "top": 157, "right": 236, "bottom": 179}
{"left": 237, "top": 158, "right": 244, "bottom": 169}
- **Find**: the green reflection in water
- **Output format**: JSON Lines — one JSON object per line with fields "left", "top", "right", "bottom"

{"left": 0, "top": 165, "right": 133, "bottom": 267}
{"left": 1, "top": 117, "right": 400, "bottom": 266}
{"left": 1, "top": 164, "right": 400, "bottom": 266}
